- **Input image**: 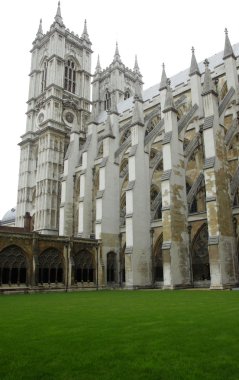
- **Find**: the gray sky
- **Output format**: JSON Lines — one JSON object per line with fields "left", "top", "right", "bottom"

{"left": 0, "top": 0, "right": 238, "bottom": 219}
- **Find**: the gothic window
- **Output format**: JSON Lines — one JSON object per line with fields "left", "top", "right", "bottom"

{"left": 41, "top": 61, "right": 48, "bottom": 93}
{"left": 73, "top": 250, "right": 95, "bottom": 283}
{"left": 104, "top": 91, "right": 111, "bottom": 111}
{"left": 124, "top": 90, "right": 130, "bottom": 100}
{"left": 107, "top": 252, "right": 116, "bottom": 282}
{"left": 154, "top": 235, "right": 163, "bottom": 282}
{"left": 0, "top": 245, "right": 28, "bottom": 286}
{"left": 191, "top": 224, "right": 210, "bottom": 282}
{"left": 38, "top": 248, "right": 63, "bottom": 284}
{"left": 64, "top": 59, "right": 76, "bottom": 94}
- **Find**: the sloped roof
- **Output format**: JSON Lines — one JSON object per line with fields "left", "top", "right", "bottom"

{"left": 96, "top": 42, "right": 239, "bottom": 124}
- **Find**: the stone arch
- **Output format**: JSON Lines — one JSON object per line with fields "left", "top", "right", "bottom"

{"left": 38, "top": 248, "right": 64, "bottom": 284}
{"left": 150, "top": 184, "right": 162, "bottom": 220}
{"left": 107, "top": 251, "right": 117, "bottom": 283}
{"left": 153, "top": 234, "right": 163, "bottom": 283}
{"left": 191, "top": 224, "right": 210, "bottom": 283}
{"left": 73, "top": 249, "right": 95, "bottom": 283}
{"left": 0, "top": 245, "right": 29, "bottom": 286}
{"left": 120, "top": 242, "right": 126, "bottom": 284}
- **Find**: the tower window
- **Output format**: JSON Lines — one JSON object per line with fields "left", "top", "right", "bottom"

{"left": 124, "top": 90, "right": 130, "bottom": 100}
{"left": 41, "top": 61, "right": 48, "bottom": 93}
{"left": 104, "top": 91, "right": 111, "bottom": 111}
{"left": 64, "top": 60, "right": 76, "bottom": 94}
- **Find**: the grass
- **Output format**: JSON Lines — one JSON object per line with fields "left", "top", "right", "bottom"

{"left": 0, "top": 290, "right": 239, "bottom": 380}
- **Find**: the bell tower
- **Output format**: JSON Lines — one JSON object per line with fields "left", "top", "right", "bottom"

{"left": 16, "top": 2, "right": 92, "bottom": 234}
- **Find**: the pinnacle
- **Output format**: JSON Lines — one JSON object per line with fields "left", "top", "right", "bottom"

{"left": 202, "top": 59, "right": 217, "bottom": 96}
{"left": 223, "top": 28, "right": 235, "bottom": 60}
{"left": 36, "top": 19, "right": 43, "bottom": 39}
{"left": 159, "top": 63, "right": 168, "bottom": 91}
{"left": 54, "top": 1, "right": 64, "bottom": 27}
{"left": 163, "top": 81, "right": 177, "bottom": 113}
{"left": 189, "top": 46, "right": 200, "bottom": 76}
{"left": 113, "top": 42, "right": 121, "bottom": 63}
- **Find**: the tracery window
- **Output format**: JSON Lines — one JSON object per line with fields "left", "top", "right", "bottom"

{"left": 73, "top": 250, "right": 94, "bottom": 283}
{"left": 107, "top": 252, "right": 116, "bottom": 282}
{"left": 41, "top": 61, "right": 48, "bottom": 93}
{"left": 154, "top": 235, "right": 163, "bottom": 282}
{"left": 104, "top": 91, "right": 111, "bottom": 111}
{"left": 38, "top": 248, "right": 63, "bottom": 284}
{"left": 64, "top": 60, "right": 76, "bottom": 94}
{"left": 0, "top": 245, "right": 28, "bottom": 285}
{"left": 192, "top": 224, "right": 210, "bottom": 281}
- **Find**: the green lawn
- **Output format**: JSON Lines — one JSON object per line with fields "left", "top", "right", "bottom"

{"left": 0, "top": 290, "right": 239, "bottom": 380}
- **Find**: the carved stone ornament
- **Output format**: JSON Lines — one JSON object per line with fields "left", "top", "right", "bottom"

{"left": 65, "top": 112, "right": 74, "bottom": 123}
{"left": 38, "top": 112, "right": 45, "bottom": 124}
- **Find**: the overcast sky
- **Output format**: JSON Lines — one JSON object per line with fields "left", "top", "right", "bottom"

{"left": 0, "top": 0, "right": 238, "bottom": 219}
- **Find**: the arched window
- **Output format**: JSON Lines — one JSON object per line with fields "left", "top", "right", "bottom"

{"left": 154, "top": 235, "right": 163, "bottom": 282}
{"left": 64, "top": 59, "right": 76, "bottom": 94}
{"left": 38, "top": 248, "right": 63, "bottom": 284}
{"left": 41, "top": 61, "right": 48, "bottom": 93}
{"left": 0, "top": 245, "right": 28, "bottom": 286}
{"left": 191, "top": 224, "right": 210, "bottom": 282}
{"left": 107, "top": 252, "right": 116, "bottom": 283}
{"left": 104, "top": 91, "right": 111, "bottom": 111}
{"left": 73, "top": 250, "right": 95, "bottom": 283}
{"left": 124, "top": 90, "right": 130, "bottom": 100}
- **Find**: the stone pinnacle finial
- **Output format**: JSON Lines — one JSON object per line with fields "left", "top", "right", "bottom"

{"left": 202, "top": 59, "right": 217, "bottom": 96}
{"left": 95, "top": 54, "right": 102, "bottom": 73}
{"left": 54, "top": 1, "right": 64, "bottom": 26}
{"left": 134, "top": 55, "right": 139, "bottom": 72}
{"left": 163, "top": 80, "right": 177, "bottom": 113}
{"left": 36, "top": 19, "right": 43, "bottom": 39}
{"left": 81, "top": 19, "right": 90, "bottom": 43}
{"left": 159, "top": 62, "right": 167, "bottom": 91}
{"left": 189, "top": 46, "right": 200, "bottom": 77}
{"left": 113, "top": 42, "right": 121, "bottom": 62}
{"left": 223, "top": 27, "right": 235, "bottom": 60}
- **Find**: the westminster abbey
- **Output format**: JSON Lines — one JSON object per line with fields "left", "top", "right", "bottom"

{"left": 1, "top": 2, "right": 239, "bottom": 292}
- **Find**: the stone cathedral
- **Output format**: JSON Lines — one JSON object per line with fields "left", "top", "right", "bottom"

{"left": 1, "top": 2, "right": 239, "bottom": 291}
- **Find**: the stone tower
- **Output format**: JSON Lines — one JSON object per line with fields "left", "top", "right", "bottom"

{"left": 92, "top": 44, "right": 143, "bottom": 117}
{"left": 16, "top": 2, "right": 92, "bottom": 234}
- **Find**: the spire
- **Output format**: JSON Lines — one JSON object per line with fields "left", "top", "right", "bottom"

{"left": 189, "top": 47, "right": 200, "bottom": 76}
{"left": 54, "top": 1, "right": 64, "bottom": 26}
{"left": 81, "top": 19, "right": 90, "bottom": 43}
{"left": 113, "top": 42, "right": 121, "bottom": 63}
{"left": 36, "top": 19, "right": 43, "bottom": 39}
{"left": 202, "top": 59, "right": 217, "bottom": 96}
{"left": 94, "top": 55, "right": 102, "bottom": 74}
{"left": 159, "top": 63, "right": 168, "bottom": 91}
{"left": 163, "top": 80, "right": 177, "bottom": 113}
{"left": 133, "top": 55, "right": 141, "bottom": 75}
{"left": 223, "top": 28, "right": 235, "bottom": 60}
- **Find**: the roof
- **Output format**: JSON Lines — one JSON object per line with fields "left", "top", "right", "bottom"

{"left": 96, "top": 42, "right": 239, "bottom": 124}
{"left": 1, "top": 208, "right": 16, "bottom": 223}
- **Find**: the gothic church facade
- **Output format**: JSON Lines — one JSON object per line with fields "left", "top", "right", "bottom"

{"left": 13, "top": 3, "right": 239, "bottom": 289}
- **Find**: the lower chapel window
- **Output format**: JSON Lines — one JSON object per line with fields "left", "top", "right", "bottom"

{"left": 0, "top": 246, "right": 27, "bottom": 285}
